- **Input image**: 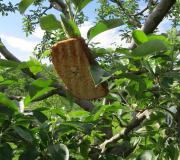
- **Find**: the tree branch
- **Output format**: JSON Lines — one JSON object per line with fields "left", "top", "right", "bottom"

{"left": 100, "top": 110, "right": 151, "bottom": 153}
{"left": 49, "top": 0, "right": 69, "bottom": 18}
{"left": 0, "top": 39, "right": 36, "bottom": 79}
{"left": 141, "top": 0, "right": 176, "bottom": 34}
{"left": 0, "top": 39, "right": 94, "bottom": 112}
{"left": 130, "top": 0, "right": 176, "bottom": 49}
{"left": 115, "top": 0, "right": 141, "bottom": 28}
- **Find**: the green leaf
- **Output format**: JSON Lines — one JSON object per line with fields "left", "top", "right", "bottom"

{"left": 0, "top": 143, "right": 13, "bottom": 160}
{"left": 24, "top": 95, "right": 31, "bottom": 106}
{"left": 31, "top": 87, "right": 55, "bottom": 101}
{"left": 39, "top": 123, "right": 50, "bottom": 145}
{"left": 0, "top": 42, "right": 4, "bottom": 48}
{"left": 0, "top": 80, "right": 15, "bottom": 85}
{"left": 13, "top": 126, "right": 34, "bottom": 143}
{"left": 51, "top": 108, "right": 67, "bottom": 120}
{"left": 27, "top": 57, "right": 42, "bottom": 75}
{"left": 137, "top": 150, "right": 154, "bottom": 160}
{"left": 19, "top": 0, "right": 35, "bottom": 14}
{"left": 69, "top": 110, "right": 90, "bottom": 118}
{"left": 31, "top": 78, "right": 52, "bottom": 88}
{"left": 148, "top": 34, "right": 169, "bottom": 44}
{"left": 40, "top": 14, "right": 61, "bottom": 31}
{"left": 48, "top": 143, "right": 69, "bottom": 160}
{"left": 87, "top": 19, "right": 123, "bottom": 41}
{"left": 0, "top": 75, "right": 4, "bottom": 81}
{"left": 0, "top": 93, "right": 18, "bottom": 112}
{"left": 60, "top": 14, "right": 81, "bottom": 37}
{"left": 28, "top": 80, "right": 55, "bottom": 101}
{"left": 72, "top": 0, "right": 92, "bottom": 11}
{"left": 33, "top": 110, "right": 48, "bottom": 123}
{"left": 90, "top": 63, "right": 111, "bottom": 86}
{"left": 93, "top": 47, "right": 113, "bottom": 57}
{"left": 92, "top": 105, "right": 109, "bottom": 121}
{"left": 132, "top": 40, "right": 167, "bottom": 57}
{"left": 19, "top": 147, "right": 39, "bottom": 160}
{"left": 41, "top": 50, "right": 50, "bottom": 58}
{"left": 132, "top": 30, "right": 148, "bottom": 45}
{"left": 0, "top": 59, "right": 19, "bottom": 68}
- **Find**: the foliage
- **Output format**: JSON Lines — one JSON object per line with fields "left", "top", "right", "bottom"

{"left": 0, "top": 0, "right": 180, "bottom": 160}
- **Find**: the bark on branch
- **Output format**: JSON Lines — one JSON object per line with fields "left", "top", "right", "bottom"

{"left": 100, "top": 110, "right": 151, "bottom": 154}
{"left": 141, "top": 0, "right": 176, "bottom": 34}
{"left": 130, "top": 0, "right": 176, "bottom": 48}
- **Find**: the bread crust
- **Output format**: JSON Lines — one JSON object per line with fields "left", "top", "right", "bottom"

{"left": 51, "top": 37, "right": 108, "bottom": 100}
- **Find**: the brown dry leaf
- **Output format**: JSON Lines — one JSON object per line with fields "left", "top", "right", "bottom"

{"left": 51, "top": 37, "right": 108, "bottom": 100}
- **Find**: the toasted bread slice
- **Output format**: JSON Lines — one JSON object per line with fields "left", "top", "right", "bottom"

{"left": 51, "top": 37, "right": 108, "bottom": 100}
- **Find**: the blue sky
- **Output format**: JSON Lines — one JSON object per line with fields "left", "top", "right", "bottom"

{"left": 0, "top": 0, "right": 172, "bottom": 62}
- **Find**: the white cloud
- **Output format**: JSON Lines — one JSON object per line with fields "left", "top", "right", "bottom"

{"left": 0, "top": 34, "right": 38, "bottom": 52}
{"left": 32, "top": 27, "right": 45, "bottom": 39}
{"left": 92, "top": 28, "right": 127, "bottom": 48}
{"left": 79, "top": 21, "right": 127, "bottom": 48}
{"left": 79, "top": 21, "right": 94, "bottom": 38}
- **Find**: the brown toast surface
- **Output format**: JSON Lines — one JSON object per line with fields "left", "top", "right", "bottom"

{"left": 51, "top": 37, "right": 108, "bottom": 100}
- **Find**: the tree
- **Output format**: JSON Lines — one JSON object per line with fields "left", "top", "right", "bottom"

{"left": 0, "top": 0, "right": 180, "bottom": 159}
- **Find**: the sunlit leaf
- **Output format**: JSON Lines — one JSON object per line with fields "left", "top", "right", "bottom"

{"left": 132, "top": 30, "right": 148, "bottom": 45}
{"left": 87, "top": 19, "right": 123, "bottom": 41}
{"left": 40, "top": 14, "right": 61, "bottom": 31}
{"left": 0, "top": 75, "right": 4, "bottom": 81}
{"left": 31, "top": 78, "right": 52, "bottom": 88}
{"left": 60, "top": 14, "right": 81, "bottom": 37}
{"left": 27, "top": 57, "right": 42, "bottom": 75}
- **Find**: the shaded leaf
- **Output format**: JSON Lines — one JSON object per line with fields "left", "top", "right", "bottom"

{"left": 0, "top": 59, "right": 19, "bottom": 68}
{"left": 48, "top": 143, "right": 69, "bottom": 160}
{"left": 19, "top": 147, "right": 39, "bottom": 160}
{"left": 13, "top": 126, "right": 34, "bottom": 143}
{"left": 0, "top": 143, "right": 13, "bottom": 160}
{"left": 33, "top": 110, "right": 48, "bottom": 123}
{"left": 31, "top": 87, "right": 55, "bottom": 101}
{"left": 148, "top": 34, "right": 169, "bottom": 45}
{"left": 0, "top": 93, "right": 18, "bottom": 112}
{"left": 132, "top": 40, "right": 167, "bottom": 57}
{"left": 90, "top": 63, "right": 111, "bottom": 86}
